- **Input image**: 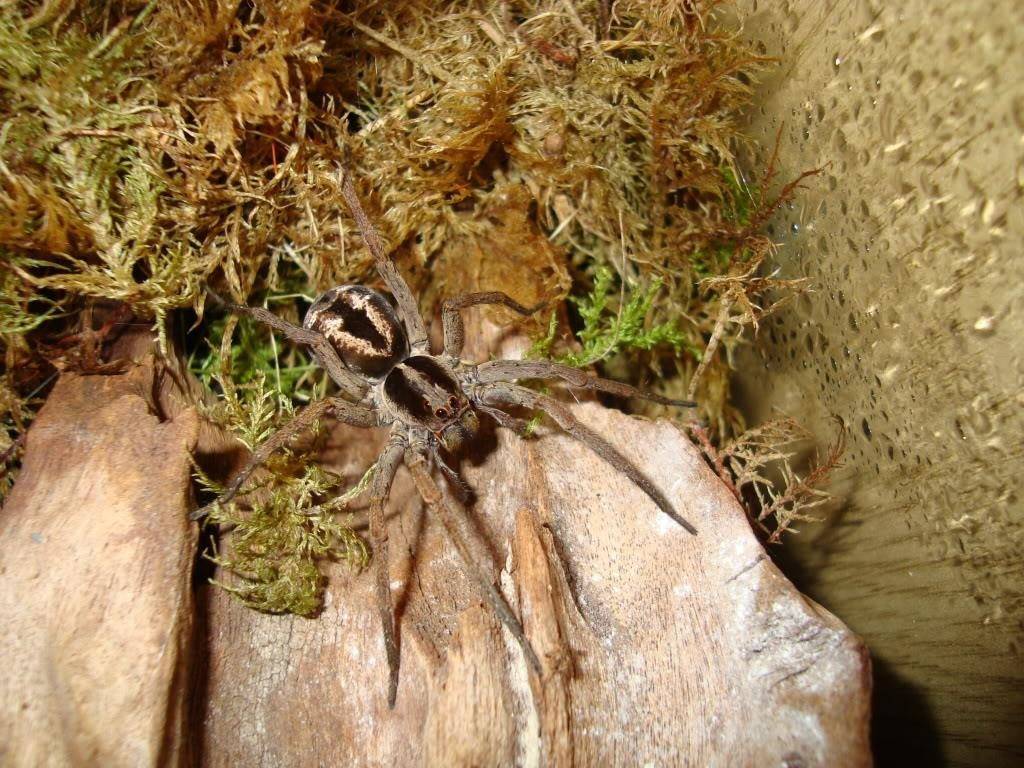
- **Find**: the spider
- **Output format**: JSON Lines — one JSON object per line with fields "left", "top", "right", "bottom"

{"left": 192, "top": 171, "right": 698, "bottom": 708}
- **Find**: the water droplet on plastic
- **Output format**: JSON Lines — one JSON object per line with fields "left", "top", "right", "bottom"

{"left": 973, "top": 314, "right": 996, "bottom": 335}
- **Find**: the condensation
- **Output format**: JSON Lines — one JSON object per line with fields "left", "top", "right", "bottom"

{"left": 732, "top": 2, "right": 1023, "bottom": 765}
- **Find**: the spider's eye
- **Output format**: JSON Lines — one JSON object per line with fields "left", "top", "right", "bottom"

{"left": 434, "top": 407, "right": 447, "bottom": 419}
{"left": 448, "top": 395, "right": 459, "bottom": 410}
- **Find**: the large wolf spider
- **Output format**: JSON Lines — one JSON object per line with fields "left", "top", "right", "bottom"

{"left": 192, "top": 171, "right": 697, "bottom": 708}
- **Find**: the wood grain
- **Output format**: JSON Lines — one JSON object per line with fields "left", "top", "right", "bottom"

{"left": 198, "top": 399, "right": 872, "bottom": 766}
{"left": 0, "top": 362, "right": 199, "bottom": 767}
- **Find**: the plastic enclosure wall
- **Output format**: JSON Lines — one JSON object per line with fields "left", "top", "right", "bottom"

{"left": 733, "top": 2, "right": 1023, "bottom": 766}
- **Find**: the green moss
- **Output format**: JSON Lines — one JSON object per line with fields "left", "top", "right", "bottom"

{"left": 194, "top": 343, "right": 370, "bottom": 616}
{"left": 530, "top": 266, "right": 700, "bottom": 367}
{"left": 202, "top": 462, "right": 371, "bottom": 617}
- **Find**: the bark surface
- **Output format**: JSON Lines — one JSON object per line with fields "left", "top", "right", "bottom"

{"left": 197, "top": 404, "right": 872, "bottom": 767}
{"left": 0, "top": 333, "right": 871, "bottom": 767}
{"left": 0, "top": 362, "right": 199, "bottom": 767}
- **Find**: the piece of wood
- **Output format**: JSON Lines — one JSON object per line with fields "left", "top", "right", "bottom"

{"left": 198, "top": 399, "right": 872, "bottom": 766}
{"left": 0, "top": 361, "right": 200, "bottom": 767}
{"left": 0, "top": 327, "right": 872, "bottom": 766}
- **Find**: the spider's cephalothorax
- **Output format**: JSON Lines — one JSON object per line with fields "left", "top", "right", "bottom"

{"left": 193, "top": 170, "right": 698, "bottom": 710}
{"left": 380, "top": 355, "right": 480, "bottom": 453}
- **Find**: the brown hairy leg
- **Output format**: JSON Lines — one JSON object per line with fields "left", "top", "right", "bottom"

{"left": 191, "top": 397, "right": 378, "bottom": 520}
{"left": 208, "top": 292, "right": 369, "bottom": 401}
{"left": 366, "top": 437, "right": 407, "bottom": 709}
{"left": 403, "top": 447, "right": 544, "bottom": 676}
{"left": 441, "top": 292, "right": 544, "bottom": 359}
{"left": 475, "top": 359, "right": 696, "bottom": 409}
{"left": 340, "top": 171, "right": 430, "bottom": 353}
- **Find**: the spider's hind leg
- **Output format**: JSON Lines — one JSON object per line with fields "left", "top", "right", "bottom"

{"left": 190, "top": 398, "right": 377, "bottom": 521}
{"left": 404, "top": 447, "right": 543, "bottom": 677}
{"left": 191, "top": 397, "right": 334, "bottom": 520}
{"left": 205, "top": 290, "right": 369, "bottom": 401}
{"left": 339, "top": 171, "right": 430, "bottom": 353}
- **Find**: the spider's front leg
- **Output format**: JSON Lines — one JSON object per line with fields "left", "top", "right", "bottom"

{"left": 403, "top": 446, "right": 544, "bottom": 677}
{"left": 476, "top": 382, "right": 698, "bottom": 535}
{"left": 190, "top": 397, "right": 378, "bottom": 521}
{"left": 440, "top": 292, "right": 546, "bottom": 360}
{"left": 476, "top": 359, "right": 697, "bottom": 409}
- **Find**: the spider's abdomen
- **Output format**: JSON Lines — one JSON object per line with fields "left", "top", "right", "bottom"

{"left": 304, "top": 286, "right": 409, "bottom": 378}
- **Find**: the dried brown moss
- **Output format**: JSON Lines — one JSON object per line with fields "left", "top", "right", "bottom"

{"left": 1, "top": 0, "right": 819, "bottom": 605}
{"left": 2, "top": 0, "right": 782, "bottom": 395}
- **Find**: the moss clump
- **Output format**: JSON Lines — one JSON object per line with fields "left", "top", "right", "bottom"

{"left": 691, "top": 418, "right": 845, "bottom": 542}
{"left": 1, "top": 0, "right": 818, "bottom": 610}
{"left": 193, "top": 321, "right": 369, "bottom": 615}
{"left": 529, "top": 266, "right": 697, "bottom": 368}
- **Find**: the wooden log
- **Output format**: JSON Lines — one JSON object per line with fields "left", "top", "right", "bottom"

{"left": 0, "top": 330, "right": 872, "bottom": 766}
{"left": 0, "top": 361, "right": 199, "bottom": 767}
{"left": 198, "top": 401, "right": 872, "bottom": 766}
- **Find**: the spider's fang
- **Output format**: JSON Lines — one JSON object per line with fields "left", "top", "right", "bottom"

{"left": 438, "top": 409, "right": 479, "bottom": 453}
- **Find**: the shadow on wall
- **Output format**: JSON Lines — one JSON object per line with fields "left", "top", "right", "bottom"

{"left": 871, "top": 657, "right": 945, "bottom": 768}
{"left": 767, "top": 546, "right": 944, "bottom": 767}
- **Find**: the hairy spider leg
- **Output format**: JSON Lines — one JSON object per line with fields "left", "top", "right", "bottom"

{"left": 441, "top": 291, "right": 546, "bottom": 360}
{"left": 404, "top": 448, "right": 544, "bottom": 677}
{"left": 367, "top": 437, "right": 406, "bottom": 709}
{"left": 207, "top": 292, "right": 369, "bottom": 400}
{"left": 475, "top": 359, "right": 697, "bottom": 409}
{"left": 340, "top": 171, "right": 429, "bottom": 353}
{"left": 190, "top": 397, "right": 378, "bottom": 521}
{"left": 477, "top": 383, "right": 698, "bottom": 535}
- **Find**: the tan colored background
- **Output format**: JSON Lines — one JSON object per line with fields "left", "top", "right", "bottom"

{"left": 733, "top": 1, "right": 1023, "bottom": 766}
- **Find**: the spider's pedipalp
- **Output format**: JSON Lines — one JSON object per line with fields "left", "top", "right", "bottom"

{"left": 404, "top": 448, "right": 544, "bottom": 677}
{"left": 476, "top": 359, "right": 697, "bottom": 409}
{"left": 367, "top": 436, "right": 407, "bottom": 709}
{"left": 477, "top": 382, "right": 698, "bottom": 535}
{"left": 435, "top": 451, "right": 474, "bottom": 503}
